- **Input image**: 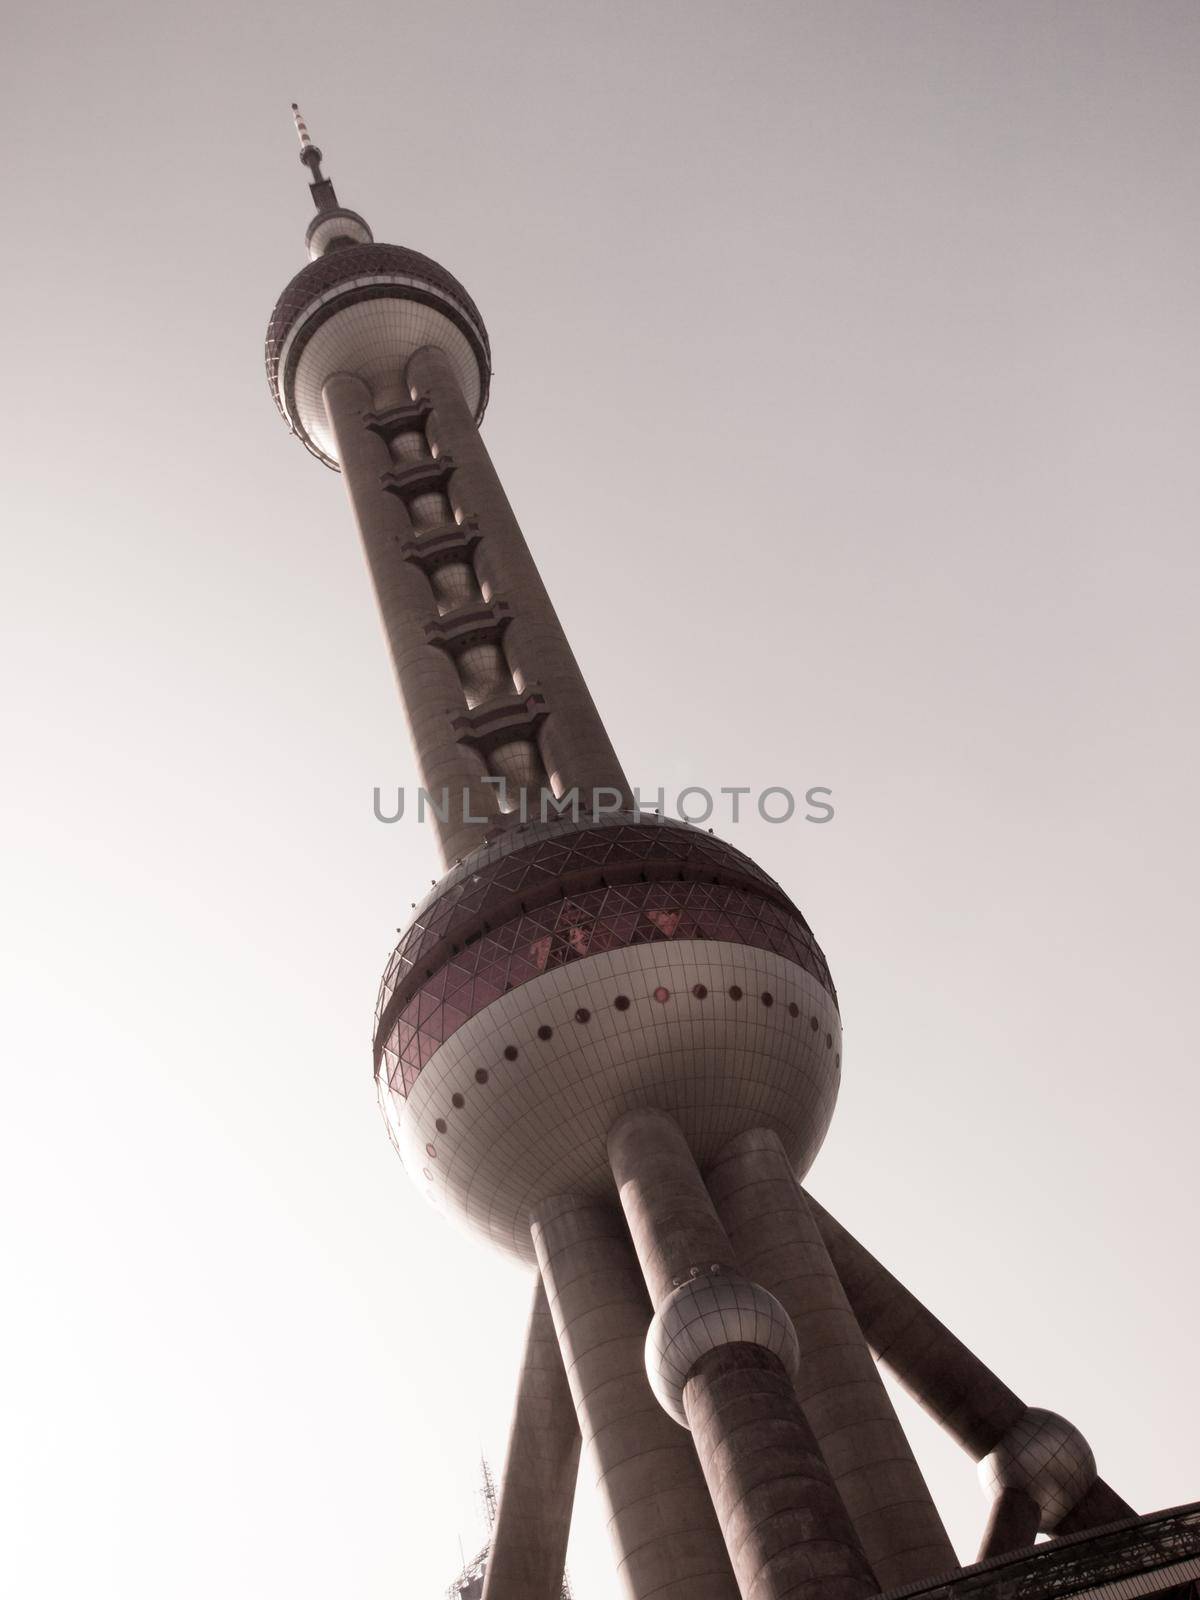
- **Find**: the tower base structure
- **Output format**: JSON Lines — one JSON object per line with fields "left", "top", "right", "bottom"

{"left": 473, "top": 1122, "right": 1159, "bottom": 1600}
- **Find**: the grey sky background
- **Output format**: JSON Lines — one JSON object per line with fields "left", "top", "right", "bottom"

{"left": 2, "top": 3, "right": 1197, "bottom": 1596}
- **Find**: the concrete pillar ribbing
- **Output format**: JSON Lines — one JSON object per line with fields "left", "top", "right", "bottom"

{"left": 530, "top": 1195, "right": 737, "bottom": 1600}
{"left": 608, "top": 1110, "right": 878, "bottom": 1600}
{"left": 322, "top": 372, "right": 500, "bottom": 863}
{"left": 705, "top": 1131, "right": 956, "bottom": 1588}
{"left": 801, "top": 1192, "right": 1135, "bottom": 1533}
{"left": 481, "top": 1275, "right": 580, "bottom": 1600}
{"left": 406, "top": 346, "right": 632, "bottom": 807}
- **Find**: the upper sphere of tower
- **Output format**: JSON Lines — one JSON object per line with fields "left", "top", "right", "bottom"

{"left": 265, "top": 240, "right": 492, "bottom": 469}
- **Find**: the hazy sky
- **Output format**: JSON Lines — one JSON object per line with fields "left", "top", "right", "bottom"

{"left": 3, "top": 3, "right": 1197, "bottom": 1597}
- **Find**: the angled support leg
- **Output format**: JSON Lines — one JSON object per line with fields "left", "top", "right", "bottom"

{"left": 802, "top": 1191, "right": 1135, "bottom": 1555}
{"left": 978, "top": 1486, "right": 1041, "bottom": 1559}
{"left": 481, "top": 1274, "right": 580, "bottom": 1600}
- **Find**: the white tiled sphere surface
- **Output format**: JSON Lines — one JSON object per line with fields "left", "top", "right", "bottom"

{"left": 281, "top": 287, "right": 483, "bottom": 463}
{"left": 384, "top": 940, "right": 842, "bottom": 1263}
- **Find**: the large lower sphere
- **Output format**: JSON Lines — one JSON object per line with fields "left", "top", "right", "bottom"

{"left": 373, "top": 816, "right": 842, "bottom": 1262}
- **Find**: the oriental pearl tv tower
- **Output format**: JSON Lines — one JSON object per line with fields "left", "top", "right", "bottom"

{"left": 266, "top": 110, "right": 1192, "bottom": 1600}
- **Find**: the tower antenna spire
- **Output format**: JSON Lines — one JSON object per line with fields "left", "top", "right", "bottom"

{"left": 290, "top": 102, "right": 337, "bottom": 209}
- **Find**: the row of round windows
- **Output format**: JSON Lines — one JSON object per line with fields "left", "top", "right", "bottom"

{"left": 419, "top": 979, "right": 839, "bottom": 1170}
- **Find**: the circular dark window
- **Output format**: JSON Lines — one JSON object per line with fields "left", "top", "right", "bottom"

{"left": 503, "top": 1045, "right": 519, "bottom": 1061}
{"left": 575, "top": 1007, "right": 591, "bottom": 1023}
{"left": 537, "top": 1024, "right": 553, "bottom": 1041}
{"left": 728, "top": 985, "right": 743, "bottom": 1001}
{"left": 761, "top": 992, "right": 774, "bottom": 1007}
{"left": 692, "top": 983, "right": 708, "bottom": 999}
{"left": 614, "top": 995, "right": 631, "bottom": 1011}
{"left": 435, "top": 1117, "right": 447, "bottom": 1134}
{"left": 475, "top": 1068, "right": 489, "bottom": 1084}
{"left": 451, "top": 1092, "right": 465, "bottom": 1108}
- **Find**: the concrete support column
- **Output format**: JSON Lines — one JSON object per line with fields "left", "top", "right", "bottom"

{"left": 977, "top": 1487, "right": 1040, "bottom": 1559}
{"left": 406, "top": 346, "right": 632, "bottom": 808}
{"left": 801, "top": 1193, "right": 1135, "bottom": 1536}
{"left": 530, "top": 1195, "right": 737, "bottom": 1600}
{"left": 1055, "top": 1479, "right": 1139, "bottom": 1536}
{"left": 609, "top": 1110, "right": 878, "bottom": 1600}
{"left": 705, "top": 1130, "right": 956, "bottom": 1588}
{"left": 322, "top": 371, "right": 500, "bottom": 863}
{"left": 608, "top": 1107, "right": 735, "bottom": 1303}
{"left": 685, "top": 1344, "right": 881, "bottom": 1600}
{"left": 481, "top": 1275, "right": 580, "bottom": 1600}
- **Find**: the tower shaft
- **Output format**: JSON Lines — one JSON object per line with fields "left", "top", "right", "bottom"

{"left": 327, "top": 347, "right": 629, "bottom": 864}
{"left": 323, "top": 372, "right": 498, "bottom": 862}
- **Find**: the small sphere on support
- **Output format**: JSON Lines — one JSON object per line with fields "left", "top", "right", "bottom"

{"left": 978, "top": 1407, "right": 1097, "bottom": 1530}
{"left": 645, "top": 1269, "right": 800, "bottom": 1428}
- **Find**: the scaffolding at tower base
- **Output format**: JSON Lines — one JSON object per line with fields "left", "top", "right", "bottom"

{"left": 443, "top": 1457, "right": 572, "bottom": 1600}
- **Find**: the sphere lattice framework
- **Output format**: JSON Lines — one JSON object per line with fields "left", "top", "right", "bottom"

{"left": 264, "top": 241, "right": 491, "bottom": 468}
{"left": 979, "top": 1408, "right": 1098, "bottom": 1530}
{"left": 374, "top": 815, "right": 843, "bottom": 1261}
